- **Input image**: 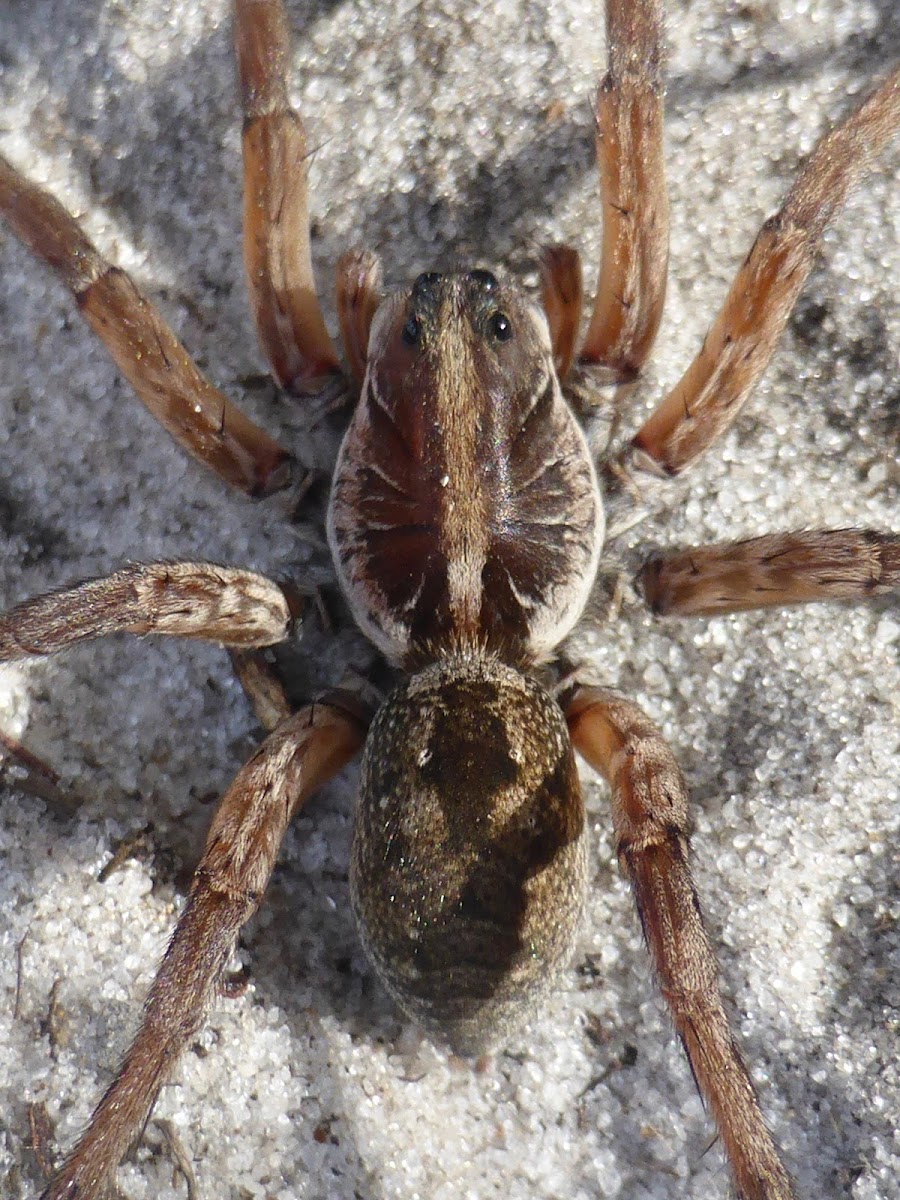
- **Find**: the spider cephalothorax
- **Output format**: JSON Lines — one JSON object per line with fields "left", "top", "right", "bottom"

{"left": 329, "top": 268, "right": 604, "bottom": 668}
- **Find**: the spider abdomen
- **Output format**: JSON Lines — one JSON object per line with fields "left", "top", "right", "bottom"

{"left": 351, "top": 654, "right": 587, "bottom": 1055}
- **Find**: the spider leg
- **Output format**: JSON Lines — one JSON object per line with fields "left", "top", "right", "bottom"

{"left": 39, "top": 700, "right": 366, "bottom": 1200}
{"left": 540, "top": 244, "right": 584, "bottom": 380}
{"left": 566, "top": 686, "right": 797, "bottom": 1200}
{"left": 0, "top": 154, "right": 293, "bottom": 498}
{"left": 236, "top": 0, "right": 343, "bottom": 392}
{"left": 230, "top": 648, "right": 296, "bottom": 731}
{"left": 641, "top": 528, "right": 900, "bottom": 616}
{"left": 577, "top": 0, "right": 668, "bottom": 380}
{"left": 336, "top": 247, "right": 384, "bottom": 385}
{"left": 0, "top": 562, "right": 299, "bottom": 660}
{"left": 624, "top": 67, "right": 900, "bottom": 478}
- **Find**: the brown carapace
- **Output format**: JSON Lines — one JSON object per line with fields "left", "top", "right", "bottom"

{"left": 0, "top": 1, "right": 897, "bottom": 1198}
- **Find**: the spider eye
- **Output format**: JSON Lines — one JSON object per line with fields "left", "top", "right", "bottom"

{"left": 489, "top": 311, "right": 512, "bottom": 342}
{"left": 467, "top": 268, "right": 499, "bottom": 293}
{"left": 402, "top": 315, "right": 423, "bottom": 345}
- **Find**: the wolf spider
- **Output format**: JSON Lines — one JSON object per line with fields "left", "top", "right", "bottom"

{"left": 1, "top": 0, "right": 898, "bottom": 1197}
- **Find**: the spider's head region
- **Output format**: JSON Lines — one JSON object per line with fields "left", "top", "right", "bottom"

{"left": 327, "top": 272, "right": 605, "bottom": 668}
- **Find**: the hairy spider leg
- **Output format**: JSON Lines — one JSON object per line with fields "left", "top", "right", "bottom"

{"left": 0, "top": 155, "right": 293, "bottom": 497}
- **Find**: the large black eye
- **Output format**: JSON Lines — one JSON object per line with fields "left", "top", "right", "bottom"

{"left": 489, "top": 311, "right": 512, "bottom": 342}
{"left": 467, "top": 268, "right": 498, "bottom": 293}
{"left": 402, "top": 314, "right": 423, "bottom": 345}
